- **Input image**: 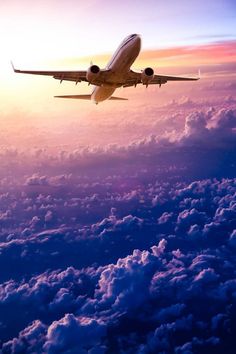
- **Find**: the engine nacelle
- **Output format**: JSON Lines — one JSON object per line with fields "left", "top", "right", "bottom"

{"left": 141, "top": 67, "right": 154, "bottom": 86}
{"left": 86, "top": 65, "right": 100, "bottom": 83}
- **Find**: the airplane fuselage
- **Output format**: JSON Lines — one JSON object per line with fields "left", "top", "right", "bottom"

{"left": 91, "top": 34, "right": 141, "bottom": 103}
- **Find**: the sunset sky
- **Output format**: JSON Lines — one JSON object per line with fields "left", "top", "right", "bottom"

{"left": 0, "top": 0, "right": 235, "bottom": 121}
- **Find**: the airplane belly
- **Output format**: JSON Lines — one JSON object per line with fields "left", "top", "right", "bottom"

{"left": 92, "top": 86, "right": 116, "bottom": 102}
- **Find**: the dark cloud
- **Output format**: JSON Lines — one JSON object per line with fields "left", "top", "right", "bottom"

{"left": 0, "top": 175, "right": 236, "bottom": 352}
{"left": 44, "top": 314, "right": 107, "bottom": 354}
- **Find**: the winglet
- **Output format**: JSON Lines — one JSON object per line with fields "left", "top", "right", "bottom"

{"left": 11, "top": 61, "right": 16, "bottom": 72}
{"left": 198, "top": 69, "right": 201, "bottom": 79}
{"left": 11, "top": 61, "right": 22, "bottom": 74}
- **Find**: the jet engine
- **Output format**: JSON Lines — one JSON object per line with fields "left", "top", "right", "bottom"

{"left": 141, "top": 67, "right": 154, "bottom": 86}
{"left": 86, "top": 65, "right": 100, "bottom": 83}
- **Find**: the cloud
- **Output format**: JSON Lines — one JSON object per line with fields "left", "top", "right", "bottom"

{"left": 180, "top": 108, "right": 236, "bottom": 145}
{"left": 1, "top": 175, "right": 236, "bottom": 352}
{"left": 25, "top": 174, "right": 49, "bottom": 186}
{"left": 2, "top": 320, "right": 47, "bottom": 354}
{"left": 44, "top": 314, "right": 107, "bottom": 354}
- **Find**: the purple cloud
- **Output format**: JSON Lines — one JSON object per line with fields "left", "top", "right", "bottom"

{"left": 1, "top": 105, "right": 236, "bottom": 352}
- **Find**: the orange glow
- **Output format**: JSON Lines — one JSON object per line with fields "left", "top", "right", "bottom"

{"left": 52, "top": 40, "right": 236, "bottom": 72}
{"left": 138, "top": 41, "right": 236, "bottom": 66}
{"left": 0, "top": 40, "right": 235, "bottom": 124}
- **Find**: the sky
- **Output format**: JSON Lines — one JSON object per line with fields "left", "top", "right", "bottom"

{"left": 0, "top": 0, "right": 235, "bottom": 120}
{"left": 0, "top": 1, "right": 236, "bottom": 353}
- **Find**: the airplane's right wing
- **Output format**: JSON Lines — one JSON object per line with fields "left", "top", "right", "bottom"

{"left": 150, "top": 73, "right": 199, "bottom": 84}
{"left": 123, "top": 70, "right": 199, "bottom": 87}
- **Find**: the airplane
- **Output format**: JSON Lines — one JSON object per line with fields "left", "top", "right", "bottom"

{"left": 12, "top": 34, "right": 199, "bottom": 104}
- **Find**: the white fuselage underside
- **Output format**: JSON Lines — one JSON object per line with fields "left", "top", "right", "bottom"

{"left": 91, "top": 35, "right": 141, "bottom": 103}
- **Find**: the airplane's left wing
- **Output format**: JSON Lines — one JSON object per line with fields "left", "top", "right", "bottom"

{"left": 12, "top": 63, "right": 88, "bottom": 83}
{"left": 12, "top": 63, "right": 111, "bottom": 85}
{"left": 123, "top": 70, "right": 199, "bottom": 87}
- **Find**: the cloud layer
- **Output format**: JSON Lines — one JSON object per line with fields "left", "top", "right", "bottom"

{"left": 0, "top": 102, "right": 236, "bottom": 352}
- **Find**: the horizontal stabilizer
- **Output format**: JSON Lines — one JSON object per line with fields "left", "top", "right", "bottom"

{"left": 54, "top": 94, "right": 91, "bottom": 100}
{"left": 54, "top": 95, "right": 128, "bottom": 101}
{"left": 109, "top": 96, "right": 128, "bottom": 100}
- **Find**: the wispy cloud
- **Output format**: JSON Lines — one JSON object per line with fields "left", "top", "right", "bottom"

{"left": 53, "top": 40, "right": 236, "bottom": 70}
